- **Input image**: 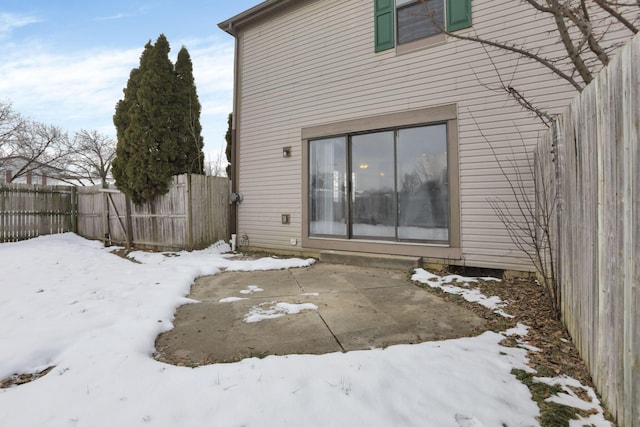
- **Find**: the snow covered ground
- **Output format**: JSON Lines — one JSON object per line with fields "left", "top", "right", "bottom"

{"left": 0, "top": 234, "right": 608, "bottom": 426}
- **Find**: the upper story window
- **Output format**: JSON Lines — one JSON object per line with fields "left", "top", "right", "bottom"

{"left": 375, "top": 0, "right": 472, "bottom": 52}
{"left": 396, "top": 0, "right": 444, "bottom": 45}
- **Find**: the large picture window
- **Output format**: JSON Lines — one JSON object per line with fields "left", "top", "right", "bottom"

{"left": 309, "top": 123, "right": 449, "bottom": 244}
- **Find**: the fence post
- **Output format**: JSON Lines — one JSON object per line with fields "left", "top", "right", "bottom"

{"left": 0, "top": 186, "right": 5, "bottom": 241}
{"left": 124, "top": 195, "right": 133, "bottom": 249}
{"left": 70, "top": 186, "right": 78, "bottom": 234}
{"left": 102, "top": 190, "right": 110, "bottom": 244}
{"left": 186, "top": 174, "right": 193, "bottom": 251}
{"left": 0, "top": 186, "right": 4, "bottom": 242}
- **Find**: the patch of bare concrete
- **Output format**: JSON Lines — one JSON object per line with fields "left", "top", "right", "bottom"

{"left": 154, "top": 264, "right": 485, "bottom": 366}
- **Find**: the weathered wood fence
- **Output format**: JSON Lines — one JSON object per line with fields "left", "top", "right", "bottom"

{"left": 0, "top": 183, "right": 76, "bottom": 243}
{"left": 77, "top": 174, "right": 230, "bottom": 251}
{"left": 1, "top": 174, "right": 229, "bottom": 250}
{"left": 536, "top": 33, "right": 639, "bottom": 427}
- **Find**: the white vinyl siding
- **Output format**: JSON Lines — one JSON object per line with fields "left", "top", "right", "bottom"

{"left": 232, "top": 0, "right": 629, "bottom": 271}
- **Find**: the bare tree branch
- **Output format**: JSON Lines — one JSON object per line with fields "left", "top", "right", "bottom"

{"left": 452, "top": 30, "right": 586, "bottom": 90}
{"left": 594, "top": 0, "right": 639, "bottom": 33}
{"left": 9, "top": 123, "right": 71, "bottom": 182}
{"left": 64, "top": 130, "right": 116, "bottom": 187}
{"left": 547, "top": 0, "right": 595, "bottom": 85}
{"left": 565, "top": 0, "right": 612, "bottom": 66}
{"left": 599, "top": 0, "right": 640, "bottom": 6}
{"left": 507, "top": 86, "right": 556, "bottom": 127}
{"left": 415, "top": 0, "right": 587, "bottom": 92}
{"left": 1, "top": 101, "right": 77, "bottom": 183}
{"left": 204, "top": 148, "right": 229, "bottom": 177}
{"left": 469, "top": 111, "right": 560, "bottom": 318}
{"left": 0, "top": 102, "right": 27, "bottom": 164}
{"left": 468, "top": 44, "right": 556, "bottom": 126}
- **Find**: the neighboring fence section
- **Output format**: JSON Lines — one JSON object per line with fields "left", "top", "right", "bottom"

{"left": 77, "top": 174, "right": 230, "bottom": 251}
{"left": 536, "top": 34, "right": 639, "bottom": 427}
{"left": 0, "top": 183, "right": 76, "bottom": 243}
{"left": 1, "top": 175, "right": 230, "bottom": 250}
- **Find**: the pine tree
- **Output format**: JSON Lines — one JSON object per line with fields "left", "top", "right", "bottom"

{"left": 112, "top": 35, "right": 205, "bottom": 203}
{"left": 112, "top": 35, "right": 177, "bottom": 204}
{"left": 112, "top": 41, "right": 153, "bottom": 202}
{"left": 174, "top": 47, "right": 204, "bottom": 174}
{"left": 225, "top": 113, "right": 232, "bottom": 179}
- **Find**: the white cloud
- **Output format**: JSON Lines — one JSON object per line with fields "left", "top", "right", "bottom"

{"left": 0, "top": 44, "right": 140, "bottom": 123}
{"left": 94, "top": 6, "right": 152, "bottom": 22}
{"left": 0, "top": 12, "right": 41, "bottom": 39}
{"left": 95, "top": 13, "right": 131, "bottom": 21}
{"left": 0, "top": 35, "right": 235, "bottom": 153}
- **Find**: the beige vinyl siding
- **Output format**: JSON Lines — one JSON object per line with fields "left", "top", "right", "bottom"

{"left": 233, "top": 0, "right": 630, "bottom": 270}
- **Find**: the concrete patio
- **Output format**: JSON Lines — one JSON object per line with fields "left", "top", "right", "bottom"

{"left": 154, "top": 263, "right": 486, "bottom": 365}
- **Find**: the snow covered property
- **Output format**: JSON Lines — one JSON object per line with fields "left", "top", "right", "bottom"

{"left": 217, "top": 3, "right": 639, "bottom": 423}
{"left": 0, "top": 234, "right": 612, "bottom": 426}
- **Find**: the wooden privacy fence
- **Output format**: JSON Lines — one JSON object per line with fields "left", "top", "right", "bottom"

{"left": 536, "top": 34, "right": 639, "bottom": 427}
{"left": 0, "top": 183, "right": 76, "bottom": 243}
{"left": 77, "top": 174, "right": 230, "bottom": 251}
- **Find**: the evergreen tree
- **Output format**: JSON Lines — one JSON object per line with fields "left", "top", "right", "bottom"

{"left": 225, "top": 113, "right": 232, "bottom": 179}
{"left": 112, "top": 41, "right": 153, "bottom": 202}
{"left": 112, "top": 35, "right": 179, "bottom": 204}
{"left": 174, "top": 47, "right": 204, "bottom": 174}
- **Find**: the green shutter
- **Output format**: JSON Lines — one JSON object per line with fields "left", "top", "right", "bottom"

{"left": 375, "top": 0, "right": 394, "bottom": 52}
{"left": 446, "top": 0, "right": 472, "bottom": 32}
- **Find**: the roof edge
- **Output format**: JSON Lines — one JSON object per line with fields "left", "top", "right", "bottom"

{"left": 217, "top": 0, "right": 297, "bottom": 36}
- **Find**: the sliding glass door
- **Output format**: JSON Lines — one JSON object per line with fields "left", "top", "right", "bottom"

{"left": 351, "top": 131, "right": 395, "bottom": 239}
{"left": 309, "top": 137, "right": 347, "bottom": 236}
{"left": 396, "top": 124, "right": 449, "bottom": 241}
{"left": 309, "top": 123, "right": 449, "bottom": 244}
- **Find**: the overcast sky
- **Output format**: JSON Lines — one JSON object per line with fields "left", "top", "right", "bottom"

{"left": 0, "top": 0, "right": 259, "bottom": 159}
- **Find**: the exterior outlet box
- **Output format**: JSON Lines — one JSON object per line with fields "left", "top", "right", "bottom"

{"left": 281, "top": 214, "right": 290, "bottom": 224}
{"left": 290, "top": 238, "right": 297, "bottom": 245}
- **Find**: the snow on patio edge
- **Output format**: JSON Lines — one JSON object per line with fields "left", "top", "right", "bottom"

{"left": 412, "top": 267, "right": 612, "bottom": 427}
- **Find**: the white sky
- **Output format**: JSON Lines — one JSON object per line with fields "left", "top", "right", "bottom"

{"left": 0, "top": 1, "right": 259, "bottom": 159}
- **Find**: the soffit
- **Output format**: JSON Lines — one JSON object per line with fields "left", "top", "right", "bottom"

{"left": 218, "top": 0, "right": 317, "bottom": 36}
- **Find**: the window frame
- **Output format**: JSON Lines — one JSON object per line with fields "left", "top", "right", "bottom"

{"left": 309, "top": 124, "right": 450, "bottom": 244}
{"left": 374, "top": 0, "right": 472, "bottom": 54}
{"left": 395, "top": 0, "right": 445, "bottom": 46}
{"left": 301, "top": 105, "right": 461, "bottom": 260}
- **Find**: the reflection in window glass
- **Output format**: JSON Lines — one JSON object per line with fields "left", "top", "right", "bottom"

{"left": 351, "top": 131, "right": 395, "bottom": 238}
{"left": 396, "top": 0, "right": 444, "bottom": 45}
{"left": 308, "top": 124, "right": 449, "bottom": 244}
{"left": 309, "top": 137, "right": 347, "bottom": 236}
{"left": 397, "top": 125, "right": 448, "bottom": 242}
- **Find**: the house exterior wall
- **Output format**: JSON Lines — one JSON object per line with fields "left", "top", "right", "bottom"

{"left": 228, "top": 0, "right": 627, "bottom": 271}
{"left": 0, "top": 158, "right": 57, "bottom": 185}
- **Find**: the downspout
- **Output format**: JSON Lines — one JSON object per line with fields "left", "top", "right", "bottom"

{"left": 230, "top": 25, "right": 240, "bottom": 237}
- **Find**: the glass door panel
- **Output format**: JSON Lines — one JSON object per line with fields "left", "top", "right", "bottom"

{"left": 396, "top": 124, "right": 449, "bottom": 242}
{"left": 351, "top": 131, "right": 396, "bottom": 238}
{"left": 309, "top": 137, "right": 347, "bottom": 236}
